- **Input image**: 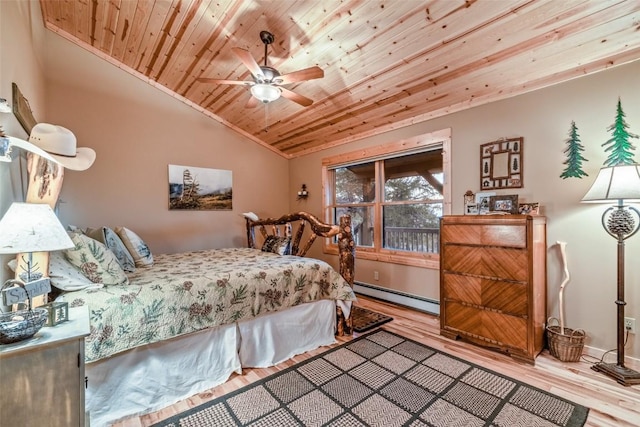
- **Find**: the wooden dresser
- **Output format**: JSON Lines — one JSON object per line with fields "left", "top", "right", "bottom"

{"left": 439, "top": 214, "right": 547, "bottom": 364}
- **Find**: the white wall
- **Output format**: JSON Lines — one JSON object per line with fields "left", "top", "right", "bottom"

{"left": 291, "top": 60, "right": 640, "bottom": 360}
{"left": 0, "top": 0, "right": 48, "bottom": 285}
{"left": 39, "top": 25, "right": 290, "bottom": 255}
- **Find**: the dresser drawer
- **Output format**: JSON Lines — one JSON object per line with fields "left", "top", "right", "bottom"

{"left": 442, "top": 245, "right": 528, "bottom": 281}
{"left": 481, "top": 309, "right": 528, "bottom": 350}
{"left": 442, "top": 273, "right": 528, "bottom": 315}
{"left": 441, "top": 223, "right": 526, "bottom": 247}
{"left": 443, "top": 302, "right": 528, "bottom": 349}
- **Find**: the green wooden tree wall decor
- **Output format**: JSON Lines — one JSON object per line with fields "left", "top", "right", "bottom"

{"left": 560, "top": 120, "right": 588, "bottom": 179}
{"left": 602, "top": 98, "right": 638, "bottom": 166}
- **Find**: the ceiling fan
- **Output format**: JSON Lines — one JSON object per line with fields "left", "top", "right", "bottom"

{"left": 198, "top": 31, "right": 324, "bottom": 107}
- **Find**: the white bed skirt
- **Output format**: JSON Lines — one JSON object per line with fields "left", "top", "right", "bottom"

{"left": 87, "top": 299, "right": 340, "bottom": 427}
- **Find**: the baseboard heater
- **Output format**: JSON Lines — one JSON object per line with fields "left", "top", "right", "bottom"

{"left": 353, "top": 282, "right": 440, "bottom": 316}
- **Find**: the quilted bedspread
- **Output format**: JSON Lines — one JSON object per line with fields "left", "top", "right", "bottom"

{"left": 61, "top": 248, "right": 356, "bottom": 363}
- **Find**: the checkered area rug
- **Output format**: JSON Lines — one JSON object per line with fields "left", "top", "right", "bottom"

{"left": 152, "top": 329, "right": 589, "bottom": 427}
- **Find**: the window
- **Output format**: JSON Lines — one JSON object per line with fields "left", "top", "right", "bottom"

{"left": 323, "top": 129, "right": 451, "bottom": 269}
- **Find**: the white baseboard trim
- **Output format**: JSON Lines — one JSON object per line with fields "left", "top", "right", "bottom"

{"left": 354, "top": 282, "right": 440, "bottom": 316}
{"left": 582, "top": 344, "right": 640, "bottom": 368}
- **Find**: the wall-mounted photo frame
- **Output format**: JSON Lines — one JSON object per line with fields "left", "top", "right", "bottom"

{"left": 489, "top": 194, "right": 519, "bottom": 214}
{"left": 518, "top": 202, "right": 540, "bottom": 215}
{"left": 168, "top": 164, "right": 233, "bottom": 210}
{"left": 475, "top": 191, "right": 496, "bottom": 214}
{"left": 480, "top": 137, "right": 523, "bottom": 190}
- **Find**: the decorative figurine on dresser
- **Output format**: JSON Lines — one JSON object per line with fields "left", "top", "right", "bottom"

{"left": 439, "top": 214, "right": 547, "bottom": 364}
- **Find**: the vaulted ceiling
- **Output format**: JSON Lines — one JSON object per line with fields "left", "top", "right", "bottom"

{"left": 39, "top": 0, "right": 640, "bottom": 158}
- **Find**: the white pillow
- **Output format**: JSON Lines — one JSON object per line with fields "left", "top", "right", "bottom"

{"left": 115, "top": 226, "right": 154, "bottom": 267}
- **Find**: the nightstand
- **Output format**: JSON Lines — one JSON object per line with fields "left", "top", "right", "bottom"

{"left": 0, "top": 306, "right": 90, "bottom": 426}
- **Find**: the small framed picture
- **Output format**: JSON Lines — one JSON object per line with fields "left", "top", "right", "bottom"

{"left": 475, "top": 191, "right": 496, "bottom": 214}
{"left": 518, "top": 202, "right": 540, "bottom": 215}
{"left": 464, "top": 190, "right": 477, "bottom": 215}
{"left": 489, "top": 194, "right": 519, "bottom": 214}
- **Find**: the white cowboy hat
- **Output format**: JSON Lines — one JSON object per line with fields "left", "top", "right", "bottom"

{"left": 28, "top": 123, "right": 96, "bottom": 171}
{"left": 1, "top": 135, "right": 59, "bottom": 164}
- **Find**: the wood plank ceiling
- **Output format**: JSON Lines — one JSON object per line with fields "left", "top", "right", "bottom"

{"left": 39, "top": 0, "right": 640, "bottom": 158}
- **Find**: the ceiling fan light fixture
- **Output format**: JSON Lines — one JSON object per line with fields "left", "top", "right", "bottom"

{"left": 251, "top": 84, "right": 281, "bottom": 103}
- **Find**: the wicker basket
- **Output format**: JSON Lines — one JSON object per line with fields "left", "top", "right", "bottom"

{"left": 0, "top": 308, "right": 48, "bottom": 344}
{"left": 0, "top": 281, "right": 48, "bottom": 344}
{"left": 546, "top": 317, "right": 585, "bottom": 362}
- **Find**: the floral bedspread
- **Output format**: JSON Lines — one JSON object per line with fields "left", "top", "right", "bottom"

{"left": 61, "top": 248, "right": 356, "bottom": 363}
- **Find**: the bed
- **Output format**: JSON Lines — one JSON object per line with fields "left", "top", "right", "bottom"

{"left": 53, "top": 212, "right": 356, "bottom": 427}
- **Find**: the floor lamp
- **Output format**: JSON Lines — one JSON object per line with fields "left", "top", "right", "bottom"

{"left": 582, "top": 163, "right": 640, "bottom": 386}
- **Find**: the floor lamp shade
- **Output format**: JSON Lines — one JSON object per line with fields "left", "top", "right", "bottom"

{"left": 581, "top": 163, "right": 640, "bottom": 386}
{"left": 581, "top": 164, "right": 640, "bottom": 202}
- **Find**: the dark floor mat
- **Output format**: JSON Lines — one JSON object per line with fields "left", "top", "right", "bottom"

{"left": 351, "top": 305, "right": 393, "bottom": 332}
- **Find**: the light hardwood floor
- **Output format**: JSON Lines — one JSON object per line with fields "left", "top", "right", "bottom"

{"left": 114, "top": 295, "right": 640, "bottom": 427}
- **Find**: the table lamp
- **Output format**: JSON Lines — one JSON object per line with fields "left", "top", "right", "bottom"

{"left": 0, "top": 202, "right": 74, "bottom": 307}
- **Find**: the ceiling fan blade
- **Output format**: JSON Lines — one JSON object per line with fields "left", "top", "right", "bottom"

{"left": 276, "top": 66, "right": 324, "bottom": 85}
{"left": 232, "top": 47, "right": 264, "bottom": 78}
{"left": 280, "top": 87, "right": 313, "bottom": 107}
{"left": 196, "top": 78, "right": 251, "bottom": 85}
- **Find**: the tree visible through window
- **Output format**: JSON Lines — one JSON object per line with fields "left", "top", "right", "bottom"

{"left": 324, "top": 130, "right": 450, "bottom": 269}
{"left": 382, "top": 150, "right": 443, "bottom": 253}
{"left": 334, "top": 162, "right": 375, "bottom": 247}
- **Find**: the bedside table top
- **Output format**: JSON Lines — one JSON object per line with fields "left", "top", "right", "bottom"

{"left": 0, "top": 306, "right": 90, "bottom": 357}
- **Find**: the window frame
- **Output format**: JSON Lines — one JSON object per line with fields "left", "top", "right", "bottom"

{"left": 322, "top": 128, "right": 451, "bottom": 269}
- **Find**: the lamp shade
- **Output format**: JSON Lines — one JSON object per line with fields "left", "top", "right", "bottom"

{"left": 581, "top": 164, "right": 640, "bottom": 203}
{"left": 250, "top": 84, "right": 281, "bottom": 103}
{"left": 0, "top": 203, "right": 74, "bottom": 254}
